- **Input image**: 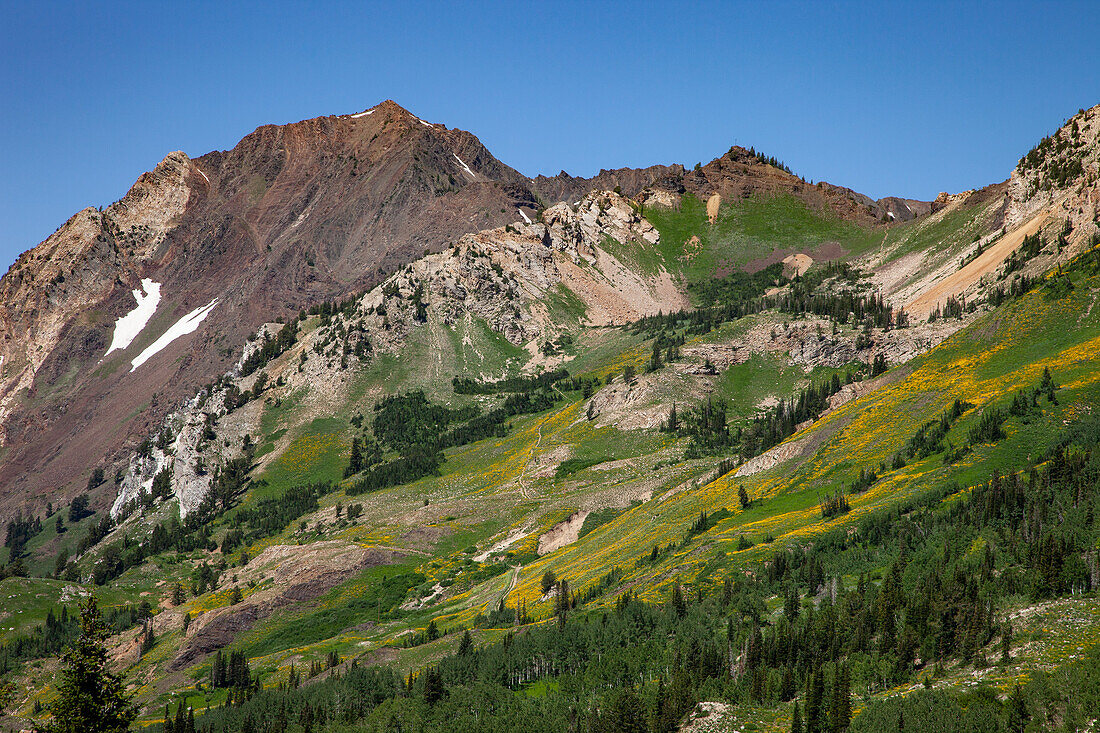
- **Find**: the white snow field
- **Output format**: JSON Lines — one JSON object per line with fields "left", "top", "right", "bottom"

{"left": 350, "top": 109, "right": 376, "bottom": 118}
{"left": 129, "top": 298, "right": 219, "bottom": 372}
{"left": 453, "top": 153, "right": 476, "bottom": 178}
{"left": 105, "top": 279, "right": 162, "bottom": 356}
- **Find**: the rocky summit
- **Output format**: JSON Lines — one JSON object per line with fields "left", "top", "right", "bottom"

{"left": 3, "top": 102, "right": 1100, "bottom": 733}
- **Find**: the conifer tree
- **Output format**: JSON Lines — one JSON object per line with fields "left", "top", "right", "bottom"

{"left": 1006, "top": 684, "right": 1030, "bottom": 733}
{"left": 458, "top": 629, "right": 473, "bottom": 656}
{"left": 671, "top": 583, "right": 686, "bottom": 618}
{"left": 739, "top": 484, "right": 752, "bottom": 510}
{"left": 791, "top": 701, "right": 803, "bottom": 733}
{"left": 174, "top": 702, "right": 186, "bottom": 733}
{"left": 666, "top": 403, "right": 680, "bottom": 432}
{"left": 140, "top": 622, "right": 155, "bottom": 655}
{"left": 830, "top": 663, "right": 851, "bottom": 732}
{"left": 348, "top": 437, "right": 364, "bottom": 475}
{"left": 806, "top": 668, "right": 824, "bottom": 733}
{"left": 422, "top": 666, "right": 444, "bottom": 705}
{"left": 37, "top": 595, "right": 136, "bottom": 733}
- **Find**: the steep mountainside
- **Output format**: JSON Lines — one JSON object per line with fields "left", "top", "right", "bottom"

{"left": 4, "top": 103, "right": 1100, "bottom": 733}
{"left": 0, "top": 101, "right": 541, "bottom": 516}
{"left": 0, "top": 101, "right": 935, "bottom": 522}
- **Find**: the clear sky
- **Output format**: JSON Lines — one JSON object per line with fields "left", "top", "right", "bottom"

{"left": 3, "top": 1, "right": 1099, "bottom": 269}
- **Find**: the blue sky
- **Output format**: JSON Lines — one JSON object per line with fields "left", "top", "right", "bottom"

{"left": 2, "top": 1, "right": 1098, "bottom": 269}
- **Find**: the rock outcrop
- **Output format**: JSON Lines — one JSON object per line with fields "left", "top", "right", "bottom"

{"left": 1005, "top": 104, "right": 1100, "bottom": 239}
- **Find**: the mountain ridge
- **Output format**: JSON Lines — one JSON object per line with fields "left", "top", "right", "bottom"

{"left": 0, "top": 100, "right": 938, "bottom": 520}
{"left": 3, "top": 102, "right": 1100, "bottom": 733}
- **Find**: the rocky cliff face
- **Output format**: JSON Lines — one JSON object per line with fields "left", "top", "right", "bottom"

{"left": 0, "top": 101, "right": 546, "bottom": 519}
{"left": 1005, "top": 104, "right": 1100, "bottom": 239}
{"left": 0, "top": 151, "right": 197, "bottom": 447}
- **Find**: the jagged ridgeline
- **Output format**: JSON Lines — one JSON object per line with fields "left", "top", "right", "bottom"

{"left": 3, "top": 104, "right": 1100, "bottom": 733}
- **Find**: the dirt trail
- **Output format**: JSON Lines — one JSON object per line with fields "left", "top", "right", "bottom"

{"left": 496, "top": 564, "right": 521, "bottom": 610}
{"left": 1078, "top": 288, "right": 1100, "bottom": 325}
{"left": 905, "top": 210, "right": 1048, "bottom": 319}
{"left": 516, "top": 414, "right": 547, "bottom": 499}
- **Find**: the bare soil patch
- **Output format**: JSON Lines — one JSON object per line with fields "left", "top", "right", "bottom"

{"left": 905, "top": 210, "right": 1047, "bottom": 319}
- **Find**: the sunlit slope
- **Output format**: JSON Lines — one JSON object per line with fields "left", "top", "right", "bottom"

{"left": 513, "top": 263, "right": 1100, "bottom": 611}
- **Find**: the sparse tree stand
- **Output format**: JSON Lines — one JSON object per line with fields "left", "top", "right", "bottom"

{"left": 37, "top": 595, "right": 136, "bottom": 733}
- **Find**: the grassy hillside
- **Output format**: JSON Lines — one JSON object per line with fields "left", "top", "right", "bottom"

{"left": 4, "top": 187, "right": 1100, "bottom": 733}
{"left": 644, "top": 192, "right": 882, "bottom": 287}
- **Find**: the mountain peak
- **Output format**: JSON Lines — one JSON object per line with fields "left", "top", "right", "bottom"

{"left": 342, "top": 100, "right": 440, "bottom": 128}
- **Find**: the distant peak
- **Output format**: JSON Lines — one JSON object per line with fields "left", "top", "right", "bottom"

{"left": 347, "top": 100, "right": 414, "bottom": 119}
{"left": 375, "top": 99, "right": 411, "bottom": 114}
{"left": 345, "top": 100, "right": 440, "bottom": 128}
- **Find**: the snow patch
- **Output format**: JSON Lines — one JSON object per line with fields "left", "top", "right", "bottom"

{"left": 105, "top": 279, "right": 161, "bottom": 357}
{"left": 419, "top": 118, "right": 433, "bottom": 127}
{"left": 196, "top": 167, "right": 210, "bottom": 184}
{"left": 350, "top": 109, "right": 375, "bottom": 118}
{"left": 518, "top": 209, "right": 533, "bottom": 225}
{"left": 129, "top": 298, "right": 219, "bottom": 372}
{"left": 453, "top": 153, "right": 476, "bottom": 178}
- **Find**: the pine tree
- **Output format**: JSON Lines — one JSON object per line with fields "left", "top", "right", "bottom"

{"left": 348, "top": 437, "right": 364, "bottom": 475}
{"left": 784, "top": 585, "right": 801, "bottom": 622}
{"left": 174, "top": 702, "right": 186, "bottom": 733}
{"left": 211, "top": 649, "right": 225, "bottom": 688}
{"left": 1006, "top": 684, "right": 1029, "bottom": 733}
{"left": 37, "top": 595, "right": 136, "bottom": 733}
{"left": 806, "top": 668, "right": 824, "bottom": 733}
{"left": 605, "top": 686, "right": 646, "bottom": 732}
{"left": 649, "top": 676, "right": 666, "bottom": 733}
{"left": 791, "top": 701, "right": 803, "bottom": 733}
{"left": 140, "top": 622, "right": 155, "bottom": 655}
{"left": 647, "top": 340, "right": 663, "bottom": 372}
{"left": 830, "top": 663, "right": 850, "bottom": 732}
{"left": 556, "top": 579, "right": 571, "bottom": 627}
{"left": 423, "top": 666, "right": 444, "bottom": 705}
{"left": 666, "top": 403, "right": 680, "bottom": 432}
{"left": 671, "top": 583, "right": 686, "bottom": 618}
{"left": 739, "top": 484, "right": 752, "bottom": 510}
